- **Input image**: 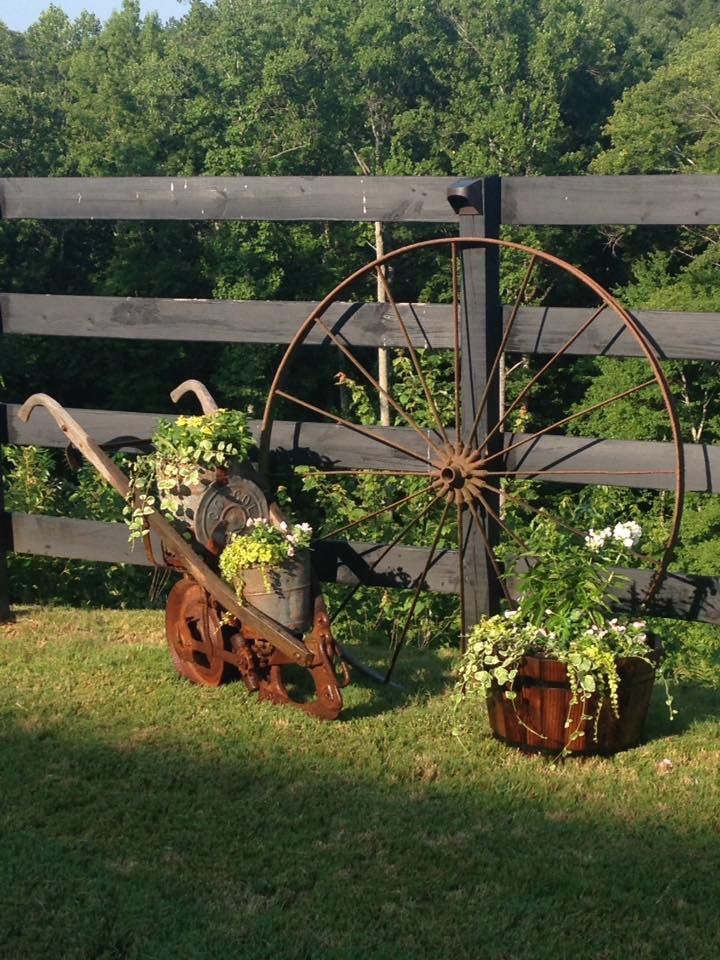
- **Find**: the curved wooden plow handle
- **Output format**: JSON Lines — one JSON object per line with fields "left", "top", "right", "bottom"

{"left": 17, "top": 393, "right": 312, "bottom": 666}
{"left": 169, "top": 379, "right": 219, "bottom": 415}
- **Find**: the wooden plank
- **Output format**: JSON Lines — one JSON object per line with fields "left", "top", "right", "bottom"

{"left": 510, "top": 560, "right": 720, "bottom": 624}
{"left": 4, "top": 174, "right": 720, "bottom": 226}
{"left": 503, "top": 433, "right": 701, "bottom": 491}
{"left": 7, "top": 404, "right": 166, "bottom": 448}
{"left": 270, "top": 427, "right": 716, "bottom": 495}
{"left": 502, "top": 175, "right": 720, "bottom": 225}
{"left": 0, "top": 293, "right": 450, "bottom": 349}
{"left": 267, "top": 419, "right": 436, "bottom": 473}
{"left": 311, "top": 539, "right": 458, "bottom": 594}
{"left": 7, "top": 402, "right": 720, "bottom": 491}
{"left": 9, "top": 513, "right": 458, "bottom": 593}
{"left": 5, "top": 403, "right": 436, "bottom": 472}
{"left": 506, "top": 306, "right": 720, "bottom": 361}
{"left": 10, "top": 513, "right": 160, "bottom": 566}
{"left": 5, "top": 293, "right": 720, "bottom": 361}
{"left": 612, "top": 566, "right": 720, "bottom": 623}
{"left": 0, "top": 177, "right": 456, "bottom": 223}
{"left": 10, "top": 513, "right": 720, "bottom": 622}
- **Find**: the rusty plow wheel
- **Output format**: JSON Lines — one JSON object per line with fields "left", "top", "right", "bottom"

{"left": 260, "top": 237, "right": 684, "bottom": 684}
{"left": 166, "top": 579, "right": 234, "bottom": 687}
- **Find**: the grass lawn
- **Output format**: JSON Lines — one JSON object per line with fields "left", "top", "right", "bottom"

{"left": 1, "top": 605, "right": 720, "bottom": 960}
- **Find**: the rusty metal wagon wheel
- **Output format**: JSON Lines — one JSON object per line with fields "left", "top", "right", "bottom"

{"left": 166, "top": 579, "right": 234, "bottom": 687}
{"left": 260, "top": 237, "right": 685, "bottom": 682}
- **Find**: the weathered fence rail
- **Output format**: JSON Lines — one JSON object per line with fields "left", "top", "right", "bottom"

{"left": 4, "top": 293, "right": 720, "bottom": 361}
{"left": 2, "top": 173, "right": 720, "bottom": 625}
{"left": 3, "top": 174, "right": 720, "bottom": 224}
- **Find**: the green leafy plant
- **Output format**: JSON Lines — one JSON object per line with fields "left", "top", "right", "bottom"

{"left": 219, "top": 518, "right": 313, "bottom": 595}
{"left": 123, "top": 409, "right": 254, "bottom": 541}
{"left": 455, "top": 513, "right": 674, "bottom": 746}
{"left": 3, "top": 445, "right": 63, "bottom": 516}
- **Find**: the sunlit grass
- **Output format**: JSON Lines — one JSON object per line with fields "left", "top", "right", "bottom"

{"left": 1, "top": 606, "right": 719, "bottom": 960}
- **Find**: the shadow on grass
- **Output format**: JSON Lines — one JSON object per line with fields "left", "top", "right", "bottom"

{"left": 651, "top": 680, "right": 720, "bottom": 735}
{"left": 1, "top": 717, "right": 719, "bottom": 960}
{"left": 333, "top": 641, "right": 456, "bottom": 720}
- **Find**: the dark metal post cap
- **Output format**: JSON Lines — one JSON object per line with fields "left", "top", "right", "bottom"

{"left": 447, "top": 178, "right": 485, "bottom": 215}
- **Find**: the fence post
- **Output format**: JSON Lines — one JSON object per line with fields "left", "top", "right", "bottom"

{"left": 447, "top": 176, "right": 503, "bottom": 637}
{"left": 0, "top": 401, "right": 13, "bottom": 623}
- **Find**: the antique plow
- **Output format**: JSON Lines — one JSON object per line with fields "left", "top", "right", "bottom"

{"left": 18, "top": 382, "right": 350, "bottom": 719}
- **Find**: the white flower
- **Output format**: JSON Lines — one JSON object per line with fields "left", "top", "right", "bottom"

{"left": 585, "top": 527, "right": 612, "bottom": 552}
{"left": 503, "top": 609, "right": 518, "bottom": 619}
{"left": 287, "top": 546, "right": 295, "bottom": 557}
{"left": 280, "top": 521, "right": 288, "bottom": 531}
{"left": 612, "top": 520, "right": 641, "bottom": 547}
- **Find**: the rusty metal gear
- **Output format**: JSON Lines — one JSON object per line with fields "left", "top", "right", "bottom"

{"left": 165, "top": 579, "right": 234, "bottom": 687}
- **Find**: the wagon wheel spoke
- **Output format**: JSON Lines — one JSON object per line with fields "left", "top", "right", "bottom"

{"left": 274, "top": 389, "right": 434, "bottom": 469}
{"left": 457, "top": 502, "right": 467, "bottom": 640}
{"left": 482, "top": 377, "right": 657, "bottom": 468}
{"left": 376, "top": 266, "right": 451, "bottom": 447}
{"left": 318, "top": 481, "right": 438, "bottom": 541}
{"left": 305, "top": 467, "right": 431, "bottom": 478}
{"left": 467, "top": 253, "right": 538, "bottom": 449}
{"left": 484, "top": 481, "right": 586, "bottom": 538}
{"left": 475, "top": 489, "right": 530, "bottom": 554}
{"left": 384, "top": 498, "right": 452, "bottom": 683}
{"left": 466, "top": 500, "right": 514, "bottom": 606}
{"left": 485, "top": 481, "right": 647, "bottom": 564}
{"left": 310, "top": 310, "right": 446, "bottom": 457}
{"left": 482, "top": 468, "right": 675, "bottom": 479}
{"left": 479, "top": 302, "right": 609, "bottom": 455}
{"left": 331, "top": 492, "right": 445, "bottom": 619}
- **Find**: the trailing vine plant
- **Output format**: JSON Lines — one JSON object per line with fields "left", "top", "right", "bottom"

{"left": 123, "top": 410, "right": 254, "bottom": 541}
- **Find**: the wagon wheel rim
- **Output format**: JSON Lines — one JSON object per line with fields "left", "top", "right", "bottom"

{"left": 166, "top": 579, "right": 231, "bottom": 687}
{"left": 260, "top": 237, "right": 685, "bottom": 682}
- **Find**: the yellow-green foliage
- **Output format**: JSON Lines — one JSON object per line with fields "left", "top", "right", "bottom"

{"left": 219, "top": 519, "right": 313, "bottom": 593}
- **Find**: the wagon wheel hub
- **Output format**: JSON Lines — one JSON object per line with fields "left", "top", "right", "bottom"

{"left": 434, "top": 443, "right": 488, "bottom": 505}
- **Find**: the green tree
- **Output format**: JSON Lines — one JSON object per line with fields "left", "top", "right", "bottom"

{"left": 594, "top": 24, "right": 720, "bottom": 176}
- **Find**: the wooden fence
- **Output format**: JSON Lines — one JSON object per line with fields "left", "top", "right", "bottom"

{"left": 2, "top": 174, "right": 720, "bottom": 625}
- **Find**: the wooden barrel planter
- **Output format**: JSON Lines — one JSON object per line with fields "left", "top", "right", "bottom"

{"left": 487, "top": 642, "right": 660, "bottom": 757}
